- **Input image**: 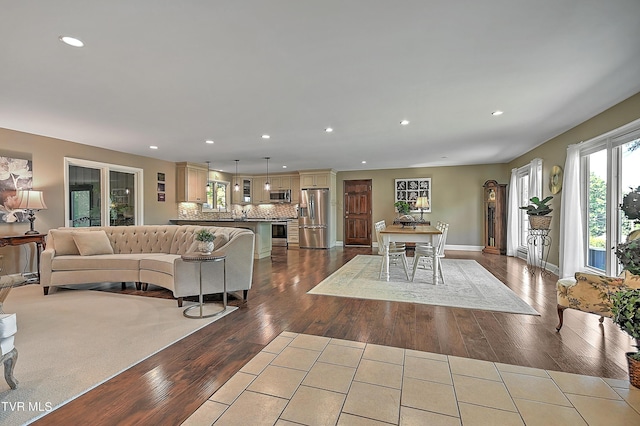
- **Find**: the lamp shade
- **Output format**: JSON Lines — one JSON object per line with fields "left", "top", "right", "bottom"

{"left": 17, "top": 190, "right": 47, "bottom": 210}
{"left": 415, "top": 196, "right": 429, "bottom": 210}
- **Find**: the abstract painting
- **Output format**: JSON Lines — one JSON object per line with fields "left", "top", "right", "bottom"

{"left": 395, "top": 178, "right": 431, "bottom": 212}
{"left": 0, "top": 156, "right": 33, "bottom": 223}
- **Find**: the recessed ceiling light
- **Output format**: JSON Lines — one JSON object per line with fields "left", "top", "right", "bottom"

{"left": 282, "top": 165, "right": 287, "bottom": 169}
{"left": 262, "top": 134, "right": 270, "bottom": 139}
{"left": 400, "top": 120, "right": 410, "bottom": 126}
{"left": 491, "top": 110, "right": 504, "bottom": 116}
{"left": 361, "top": 160, "right": 367, "bottom": 164}
{"left": 59, "top": 36, "right": 84, "bottom": 47}
{"left": 325, "top": 127, "right": 333, "bottom": 133}
{"left": 205, "top": 140, "right": 214, "bottom": 144}
{"left": 149, "top": 145, "right": 158, "bottom": 150}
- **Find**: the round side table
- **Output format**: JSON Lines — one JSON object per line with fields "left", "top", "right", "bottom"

{"left": 180, "top": 251, "right": 227, "bottom": 319}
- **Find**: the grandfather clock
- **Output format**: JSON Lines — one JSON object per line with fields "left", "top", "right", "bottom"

{"left": 483, "top": 180, "right": 507, "bottom": 255}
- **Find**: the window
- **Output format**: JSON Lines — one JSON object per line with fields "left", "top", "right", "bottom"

{"left": 516, "top": 168, "right": 530, "bottom": 251}
{"left": 65, "top": 158, "right": 143, "bottom": 227}
{"left": 203, "top": 180, "right": 229, "bottom": 211}
{"left": 579, "top": 121, "right": 640, "bottom": 275}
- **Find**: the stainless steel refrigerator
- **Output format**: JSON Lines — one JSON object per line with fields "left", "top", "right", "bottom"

{"left": 299, "top": 188, "right": 330, "bottom": 248}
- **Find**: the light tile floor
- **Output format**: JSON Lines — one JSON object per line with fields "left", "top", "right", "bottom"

{"left": 182, "top": 332, "right": 640, "bottom": 426}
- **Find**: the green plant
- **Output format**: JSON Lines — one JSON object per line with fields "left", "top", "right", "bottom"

{"left": 615, "top": 239, "right": 640, "bottom": 275}
{"left": 520, "top": 196, "right": 553, "bottom": 216}
{"left": 195, "top": 229, "right": 215, "bottom": 242}
{"left": 394, "top": 201, "right": 411, "bottom": 215}
{"left": 622, "top": 186, "right": 640, "bottom": 224}
{"left": 611, "top": 289, "right": 640, "bottom": 360}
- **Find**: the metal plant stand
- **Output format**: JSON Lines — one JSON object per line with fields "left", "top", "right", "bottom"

{"left": 526, "top": 229, "right": 552, "bottom": 277}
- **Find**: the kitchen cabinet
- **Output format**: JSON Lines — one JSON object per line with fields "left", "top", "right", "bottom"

{"left": 252, "top": 176, "right": 270, "bottom": 204}
{"left": 291, "top": 176, "right": 300, "bottom": 203}
{"left": 176, "top": 162, "right": 208, "bottom": 203}
{"left": 232, "top": 177, "right": 252, "bottom": 204}
{"left": 299, "top": 171, "right": 334, "bottom": 189}
{"left": 287, "top": 219, "right": 299, "bottom": 247}
{"left": 269, "top": 175, "right": 291, "bottom": 190}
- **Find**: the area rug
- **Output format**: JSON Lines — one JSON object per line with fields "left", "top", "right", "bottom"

{"left": 308, "top": 255, "right": 539, "bottom": 315}
{"left": 0, "top": 285, "right": 237, "bottom": 426}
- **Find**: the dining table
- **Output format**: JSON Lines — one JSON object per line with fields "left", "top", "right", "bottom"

{"left": 379, "top": 224, "right": 442, "bottom": 282}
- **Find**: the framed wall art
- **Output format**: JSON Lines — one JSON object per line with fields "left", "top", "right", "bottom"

{"left": 395, "top": 178, "right": 431, "bottom": 212}
{"left": 0, "top": 156, "right": 33, "bottom": 223}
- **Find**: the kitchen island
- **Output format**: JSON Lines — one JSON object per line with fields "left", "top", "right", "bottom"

{"left": 170, "top": 219, "right": 278, "bottom": 259}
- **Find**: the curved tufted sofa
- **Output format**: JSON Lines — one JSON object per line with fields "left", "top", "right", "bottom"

{"left": 40, "top": 225, "right": 255, "bottom": 306}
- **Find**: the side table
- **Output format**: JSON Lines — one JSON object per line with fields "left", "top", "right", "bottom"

{"left": 180, "top": 251, "right": 227, "bottom": 319}
{"left": 0, "top": 233, "right": 47, "bottom": 282}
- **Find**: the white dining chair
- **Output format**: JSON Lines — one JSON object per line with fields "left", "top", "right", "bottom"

{"left": 375, "top": 220, "right": 410, "bottom": 280}
{"left": 411, "top": 222, "right": 449, "bottom": 283}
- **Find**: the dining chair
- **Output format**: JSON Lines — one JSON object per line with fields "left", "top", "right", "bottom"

{"left": 375, "top": 220, "right": 410, "bottom": 280}
{"left": 411, "top": 223, "right": 449, "bottom": 283}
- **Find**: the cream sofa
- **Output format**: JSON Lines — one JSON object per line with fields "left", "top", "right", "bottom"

{"left": 40, "top": 225, "right": 255, "bottom": 306}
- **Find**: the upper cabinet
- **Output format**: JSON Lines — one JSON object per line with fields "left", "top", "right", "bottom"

{"left": 269, "top": 175, "right": 291, "bottom": 190}
{"left": 231, "top": 177, "right": 252, "bottom": 204}
{"left": 176, "top": 162, "right": 208, "bottom": 203}
{"left": 299, "top": 171, "right": 333, "bottom": 189}
{"left": 252, "top": 176, "right": 270, "bottom": 204}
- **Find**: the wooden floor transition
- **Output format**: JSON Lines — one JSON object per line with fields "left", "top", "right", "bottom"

{"left": 33, "top": 247, "right": 636, "bottom": 425}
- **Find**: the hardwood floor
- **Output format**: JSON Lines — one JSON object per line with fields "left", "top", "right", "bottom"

{"left": 33, "top": 247, "right": 636, "bottom": 425}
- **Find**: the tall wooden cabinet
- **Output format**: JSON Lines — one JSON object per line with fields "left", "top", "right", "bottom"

{"left": 482, "top": 180, "right": 507, "bottom": 255}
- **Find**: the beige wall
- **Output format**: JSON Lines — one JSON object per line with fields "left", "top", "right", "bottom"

{"left": 337, "top": 164, "right": 510, "bottom": 247}
{"left": 507, "top": 91, "right": 640, "bottom": 267}
{"left": 0, "top": 128, "right": 177, "bottom": 273}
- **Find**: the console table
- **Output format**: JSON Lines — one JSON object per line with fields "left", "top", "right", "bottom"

{"left": 0, "top": 234, "right": 47, "bottom": 281}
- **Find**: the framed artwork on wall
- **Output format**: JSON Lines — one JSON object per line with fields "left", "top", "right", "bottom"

{"left": 0, "top": 156, "right": 33, "bottom": 223}
{"left": 395, "top": 178, "right": 431, "bottom": 212}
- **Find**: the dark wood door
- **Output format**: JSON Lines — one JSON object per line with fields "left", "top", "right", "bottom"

{"left": 344, "top": 180, "right": 372, "bottom": 246}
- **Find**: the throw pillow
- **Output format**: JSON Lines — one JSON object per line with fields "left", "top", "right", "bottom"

{"left": 50, "top": 230, "right": 80, "bottom": 255}
{"left": 621, "top": 270, "right": 640, "bottom": 290}
{"left": 72, "top": 231, "right": 114, "bottom": 256}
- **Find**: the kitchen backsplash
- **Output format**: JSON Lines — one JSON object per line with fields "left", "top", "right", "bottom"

{"left": 178, "top": 203, "right": 298, "bottom": 220}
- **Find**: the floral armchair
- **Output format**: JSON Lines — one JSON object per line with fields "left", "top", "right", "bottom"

{"left": 556, "top": 270, "right": 640, "bottom": 331}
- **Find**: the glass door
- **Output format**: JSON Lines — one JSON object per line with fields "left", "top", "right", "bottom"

{"left": 69, "top": 166, "right": 102, "bottom": 227}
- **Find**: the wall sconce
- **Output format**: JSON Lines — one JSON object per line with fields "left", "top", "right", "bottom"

{"left": 17, "top": 190, "right": 47, "bottom": 234}
{"left": 415, "top": 196, "right": 429, "bottom": 222}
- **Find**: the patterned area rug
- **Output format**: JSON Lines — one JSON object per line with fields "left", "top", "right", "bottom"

{"left": 308, "top": 255, "right": 539, "bottom": 315}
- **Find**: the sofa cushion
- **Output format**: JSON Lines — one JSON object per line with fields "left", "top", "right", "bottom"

{"left": 50, "top": 229, "right": 80, "bottom": 255}
{"left": 73, "top": 231, "right": 115, "bottom": 256}
{"left": 140, "top": 254, "right": 180, "bottom": 275}
{"left": 51, "top": 253, "right": 157, "bottom": 271}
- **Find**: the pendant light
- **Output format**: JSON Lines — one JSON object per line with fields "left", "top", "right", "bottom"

{"left": 234, "top": 160, "right": 240, "bottom": 192}
{"left": 264, "top": 157, "right": 271, "bottom": 191}
{"left": 205, "top": 161, "right": 211, "bottom": 191}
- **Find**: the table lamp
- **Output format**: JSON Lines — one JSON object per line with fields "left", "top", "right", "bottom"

{"left": 17, "top": 190, "right": 47, "bottom": 235}
{"left": 415, "top": 196, "right": 429, "bottom": 222}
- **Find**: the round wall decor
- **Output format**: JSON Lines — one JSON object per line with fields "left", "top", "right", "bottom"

{"left": 549, "top": 165, "right": 563, "bottom": 194}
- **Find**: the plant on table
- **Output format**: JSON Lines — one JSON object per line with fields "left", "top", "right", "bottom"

{"left": 394, "top": 201, "right": 411, "bottom": 215}
{"left": 520, "top": 196, "right": 553, "bottom": 230}
{"left": 195, "top": 229, "right": 215, "bottom": 254}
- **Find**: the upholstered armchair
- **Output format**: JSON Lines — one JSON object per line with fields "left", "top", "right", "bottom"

{"left": 556, "top": 270, "right": 640, "bottom": 331}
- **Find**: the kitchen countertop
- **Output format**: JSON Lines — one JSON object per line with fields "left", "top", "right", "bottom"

{"left": 170, "top": 218, "right": 296, "bottom": 224}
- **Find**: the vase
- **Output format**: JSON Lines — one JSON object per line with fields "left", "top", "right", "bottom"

{"left": 627, "top": 352, "right": 640, "bottom": 389}
{"left": 198, "top": 241, "right": 214, "bottom": 254}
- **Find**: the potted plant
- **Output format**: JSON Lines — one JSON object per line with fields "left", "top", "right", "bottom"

{"left": 394, "top": 201, "right": 411, "bottom": 216}
{"left": 520, "top": 196, "right": 553, "bottom": 230}
{"left": 195, "top": 229, "right": 215, "bottom": 254}
{"left": 610, "top": 288, "right": 640, "bottom": 388}
{"left": 615, "top": 239, "right": 640, "bottom": 276}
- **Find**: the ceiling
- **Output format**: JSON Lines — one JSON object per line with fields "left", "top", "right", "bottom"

{"left": 1, "top": 1, "right": 640, "bottom": 175}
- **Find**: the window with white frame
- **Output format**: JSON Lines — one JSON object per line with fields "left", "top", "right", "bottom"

{"left": 579, "top": 122, "right": 640, "bottom": 275}
{"left": 515, "top": 167, "right": 530, "bottom": 251}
